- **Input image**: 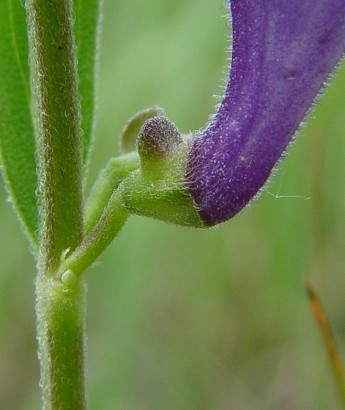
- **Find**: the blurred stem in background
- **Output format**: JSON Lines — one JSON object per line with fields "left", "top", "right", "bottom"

{"left": 306, "top": 126, "right": 328, "bottom": 282}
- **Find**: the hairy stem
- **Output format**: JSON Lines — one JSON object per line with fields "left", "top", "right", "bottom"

{"left": 85, "top": 152, "right": 139, "bottom": 234}
{"left": 36, "top": 275, "right": 86, "bottom": 409}
{"left": 26, "top": 0, "right": 85, "bottom": 407}
{"left": 60, "top": 190, "right": 129, "bottom": 278}
{"left": 26, "top": 0, "right": 83, "bottom": 272}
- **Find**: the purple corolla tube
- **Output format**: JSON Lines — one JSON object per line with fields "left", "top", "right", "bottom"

{"left": 186, "top": 0, "right": 345, "bottom": 226}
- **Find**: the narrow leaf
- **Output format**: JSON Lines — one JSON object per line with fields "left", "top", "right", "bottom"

{"left": 0, "top": 0, "right": 101, "bottom": 246}
{"left": 0, "top": 0, "right": 38, "bottom": 246}
{"left": 74, "top": 0, "right": 101, "bottom": 166}
{"left": 306, "top": 280, "right": 345, "bottom": 407}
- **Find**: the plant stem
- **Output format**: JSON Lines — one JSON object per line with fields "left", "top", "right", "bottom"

{"left": 26, "top": 0, "right": 83, "bottom": 272}
{"left": 85, "top": 152, "right": 139, "bottom": 234}
{"left": 26, "top": 0, "right": 85, "bottom": 407}
{"left": 60, "top": 190, "right": 129, "bottom": 278}
{"left": 36, "top": 275, "right": 86, "bottom": 409}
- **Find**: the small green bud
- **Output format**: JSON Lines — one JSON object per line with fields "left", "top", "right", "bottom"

{"left": 137, "top": 116, "right": 182, "bottom": 159}
{"left": 137, "top": 116, "right": 183, "bottom": 176}
{"left": 61, "top": 270, "right": 78, "bottom": 287}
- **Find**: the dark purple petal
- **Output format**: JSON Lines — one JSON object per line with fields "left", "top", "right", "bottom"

{"left": 186, "top": 0, "right": 345, "bottom": 226}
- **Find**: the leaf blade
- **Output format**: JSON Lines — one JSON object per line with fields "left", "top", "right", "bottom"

{"left": 0, "top": 0, "right": 38, "bottom": 246}
{"left": 74, "top": 0, "right": 101, "bottom": 166}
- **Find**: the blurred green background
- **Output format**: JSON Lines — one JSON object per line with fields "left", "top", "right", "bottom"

{"left": 1, "top": 0, "right": 345, "bottom": 408}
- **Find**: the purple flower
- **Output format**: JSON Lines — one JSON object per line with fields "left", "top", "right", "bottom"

{"left": 186, "top": 0, "right": 345, "bottom": 226}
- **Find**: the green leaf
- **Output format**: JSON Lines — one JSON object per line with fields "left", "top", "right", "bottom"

{"left": 74, "top": 0, "right": 101, "bottom": 166}
{"left": 0, "top": 0, "right": 38, "bottom": 246}
{"left": 0, "top": 0, "right": 101, "bottom": 248}
{"left": 0, "top": 0, "right": 100, "bottom": 247}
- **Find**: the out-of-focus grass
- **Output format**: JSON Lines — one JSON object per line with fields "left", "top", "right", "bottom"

{"left": 1, "top": 0, "right": 345, "bottom": 408}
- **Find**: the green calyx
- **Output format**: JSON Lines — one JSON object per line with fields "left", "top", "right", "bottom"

{"left": 120, "top": 115, "right": 204, "bottom": 228}
{"left": 53, "top": 114, "right": 205, "bottom": 280}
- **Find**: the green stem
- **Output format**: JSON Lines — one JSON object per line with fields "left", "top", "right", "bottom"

{"left": 26, "top": 0, "right": 83, "bottom": 272}
{"left": 26, "top": 0, "right": 85, "bottom": 407}
{"left": 60, "top": 190, "right": 129, "bottom": 278}
{"left": 85, "top": 152, "right": 139, "bottom": 234}
{"left": 36, "top": 275, "right": 86, "bottom": 409}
